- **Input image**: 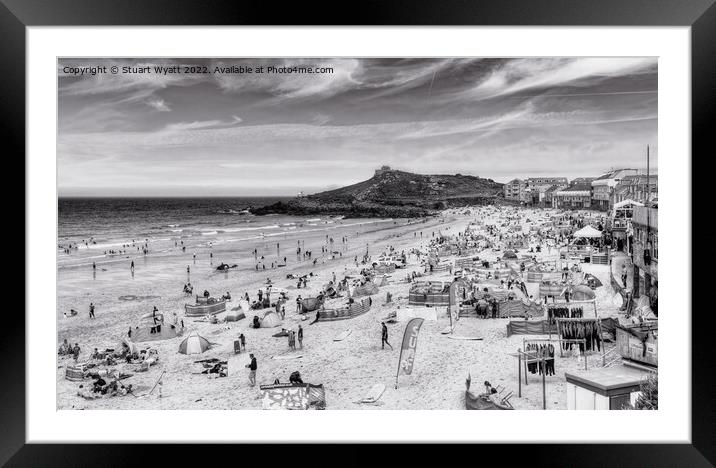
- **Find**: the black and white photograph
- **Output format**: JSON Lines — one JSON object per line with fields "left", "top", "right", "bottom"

{"left": 56, "top": 57, "right": 659, "bottom": 411}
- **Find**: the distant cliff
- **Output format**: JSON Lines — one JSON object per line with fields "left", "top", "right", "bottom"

{"left": 252, "top": 169, "right": 504, "bottom": 218}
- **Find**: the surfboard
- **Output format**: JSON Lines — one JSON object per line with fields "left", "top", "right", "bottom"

{"left": 361, "top": 383, "right": 386, "bottom": 403}
{"left": 440, "top": 325, "right": 454, "bottom": 335}
{"left": 333, "top": 329, "right": 352, "bottom": 341}
{"left": 447, "top": 335, "right": 483, "bottom": 341}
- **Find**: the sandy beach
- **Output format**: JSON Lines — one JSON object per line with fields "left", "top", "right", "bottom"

{"left": 56, "top": 206, "right": 624, "bottom": 411}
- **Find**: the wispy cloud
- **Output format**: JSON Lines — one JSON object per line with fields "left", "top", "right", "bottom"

{"left": 146, "top": 98, "right": 171, "bottom": 112}
{"left": 57, "top": 57, "right": 658, "bottom": 196}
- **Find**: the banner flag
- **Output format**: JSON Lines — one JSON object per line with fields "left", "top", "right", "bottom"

{"left": 395, "top": 318, "right": 425, "bottom": 386}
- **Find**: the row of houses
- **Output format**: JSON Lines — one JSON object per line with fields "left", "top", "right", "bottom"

{"left": 503, "top": 170, "right": 657, "bottom": 211}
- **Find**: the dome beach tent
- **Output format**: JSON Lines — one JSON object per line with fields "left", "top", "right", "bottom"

{"left": 260, "top": 310, "right": 282, "bottom": 328}
{"left": 178, "top": 331, "right": 210, "bottom": 355}
{"left": 502, "top": 250, "right": 518, "bottom": 259}
{"left": 573, "top": 225, "right": 602, "bottom": 239}
{"left": 226, "top": 300, "right": 249, "bottom": 322}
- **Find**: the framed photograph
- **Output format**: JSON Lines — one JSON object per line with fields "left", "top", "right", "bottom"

{"left": 7, "top": 0, "right": 714, "bottom": 464}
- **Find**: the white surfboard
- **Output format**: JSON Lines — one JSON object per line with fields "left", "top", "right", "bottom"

{"left": 448, "top": 335, "right": 483, "bottom": 341}
{"left": 361, "top": 383, "right": 386, "bottom": 403}
{"left": 333, "top": 329, "right": 352, "bottom": 341}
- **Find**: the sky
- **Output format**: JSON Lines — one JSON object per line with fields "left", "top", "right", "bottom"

{"left": 57, "top": 57, "right": 658, "bottom": 197}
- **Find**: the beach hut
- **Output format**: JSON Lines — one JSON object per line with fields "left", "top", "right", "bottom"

{"left": 178, "top": 332, "right": 210, "bottom": 355}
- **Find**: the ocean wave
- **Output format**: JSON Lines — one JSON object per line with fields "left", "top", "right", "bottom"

{"left": 220, "top": 225, "right": 279, "bottom": 233}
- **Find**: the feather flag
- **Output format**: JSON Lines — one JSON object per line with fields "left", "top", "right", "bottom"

{"left": 395, "top": 318, "right": 425, "bottom": 388}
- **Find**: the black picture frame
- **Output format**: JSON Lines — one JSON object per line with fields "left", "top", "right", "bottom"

{"left": 4, "top": 0, "right": 713, "bottom": 465}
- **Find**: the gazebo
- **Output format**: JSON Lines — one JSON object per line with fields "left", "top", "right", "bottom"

{"left": 573, "top": 225, "right": 602, "bottom": 239}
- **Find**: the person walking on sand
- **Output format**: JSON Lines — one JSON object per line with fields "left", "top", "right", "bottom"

{"left": 621, "top": 263, "right": 628, "bottom": 288}
{"left": 239, "top": 333, "right": 246, "bottom": 351}
{"left": 89, "top": 302, "right": 95, "bottom": 319}
{"left": 72, "top": 343, "right": 81, "bottom": 362}
{"left": 246, "top": 354, "right": 257, "bottom": 386}
{"left": 381, "top": 322, "right": 393, "bottom": 350}
{"left": 298, "top": 325, "right": 303, "bottom": 349}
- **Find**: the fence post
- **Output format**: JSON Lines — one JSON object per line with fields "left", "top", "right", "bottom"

{"left": 517, "top": 348, "right": 522, "bottom": 397}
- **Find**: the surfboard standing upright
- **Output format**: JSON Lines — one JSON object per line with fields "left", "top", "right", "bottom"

{"left": 395, "top": 318, "right": 425, "bottom": 389}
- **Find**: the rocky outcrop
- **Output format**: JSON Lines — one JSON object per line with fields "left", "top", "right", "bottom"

{"left": 252, "top": 169, "right": 504, "bottom": 218}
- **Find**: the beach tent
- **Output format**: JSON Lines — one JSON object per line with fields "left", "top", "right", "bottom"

{"left": 178, "top": 331, "right": 210, "bottom": 355}
{"left": 569, "top": 285, "right": 596, "bottom": 301}
{"left": 225, "top": 308, "right": 246, "bottom": 322}
{"left": 502, "top": 250, "right": 518, "bottom": 259}
{"left": 237, "top": 300, "right": 250, "bottom": 312}
{"left": 573, "top": 225, "right": 602, "bottom": 238}
{"left": 352, "top": 282, "right": 379, "bottom": 298}
{"left": 260, "top": 311, "right": 282, "bottom": 328}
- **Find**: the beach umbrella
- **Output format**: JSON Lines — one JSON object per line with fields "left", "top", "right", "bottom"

{"left": 178, "top": 331, "right": 210, "bottom": 354}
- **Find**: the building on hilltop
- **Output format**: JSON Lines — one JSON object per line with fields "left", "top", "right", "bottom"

{"left": 374, "top": 165, "right": 394, "bottom": 176}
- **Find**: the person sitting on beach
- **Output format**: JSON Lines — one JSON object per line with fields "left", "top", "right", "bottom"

{"left": 92, "top": 376, "right": 107, "bottom": 393}
{"left": 203, "top": 290, "right": 210, "bottom": 298}
{"left": 77, "top": 385, "right": 99, "bottom": 400}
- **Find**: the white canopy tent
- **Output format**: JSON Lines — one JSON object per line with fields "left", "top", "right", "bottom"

{"left": 614, "top": 199, "right": 644, "bottom": 209}
{"left": 573, "top": 225, "right": 602, "bottom": 238}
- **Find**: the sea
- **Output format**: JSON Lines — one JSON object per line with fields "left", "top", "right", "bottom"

{"left": 57, "top": 197, "right": 392, "bottom": 270}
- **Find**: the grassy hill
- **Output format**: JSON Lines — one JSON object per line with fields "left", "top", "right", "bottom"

{"left": 252, "top": 169, "right": 504, "bottom": 218}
